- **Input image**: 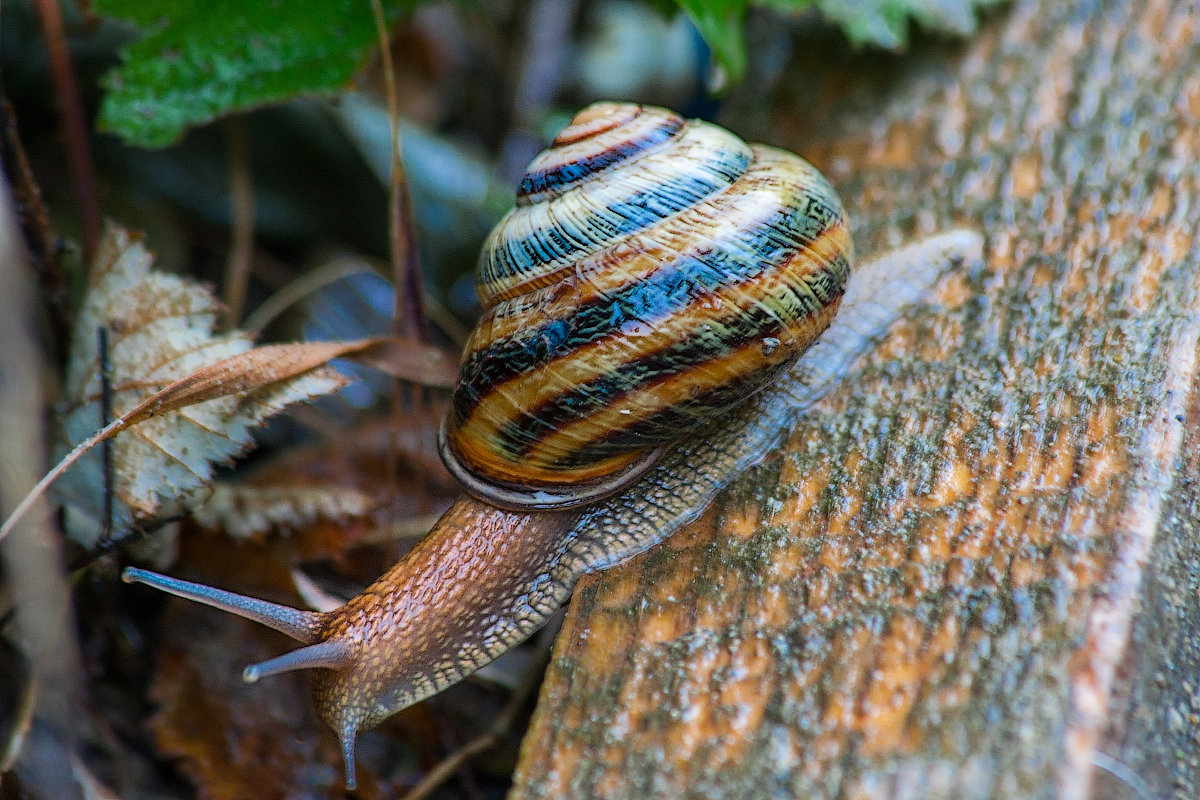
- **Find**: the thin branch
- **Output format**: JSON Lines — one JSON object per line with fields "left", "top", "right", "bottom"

{"left": 367, "top": 0, "right": 428, "bottom": 342}
{"left": 0, "top": 90, "right": 71, "bottom": 356}
{"left": 67, "top": 518, "right": 160, "bottom": 573}
{"left": 98, "top": 326, "right": 114, "bottom": 547}
{"left": 242, "top": 256, "right": 371, "bottom": 335}
{"left": 367, "top": 0, "right": 434, "bottom": 526}
{"left": 222, "top": 115, "right": 256, "bottom": 328}
{"left": 32, "top": 0, "right": 100, "bottom": 263}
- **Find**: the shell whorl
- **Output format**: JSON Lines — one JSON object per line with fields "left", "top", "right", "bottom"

{"left": 439, "top": 102, "right": 852, "bottom": 510}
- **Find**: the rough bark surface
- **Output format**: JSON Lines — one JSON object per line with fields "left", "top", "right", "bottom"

{"left": 509, "top": 1, "right": 1200, "bottom": 799}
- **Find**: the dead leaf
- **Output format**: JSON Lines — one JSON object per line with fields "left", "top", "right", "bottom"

{"left": 347, "top": 337, "right": 458, "bottom": 389}
{"left": 49, "top": 224, "right": 348, "bottom": 548}
{"left": 227, "top": 408, "right": 460, "bottom": 552}
{"left": 191, "top": 483, "right": 377, "bottom": 540}
{"left": 2, "top": 329, "right": 458, "bottom": 548}
{"left": 0, "top": 225, "right": 464, "bottom": 549}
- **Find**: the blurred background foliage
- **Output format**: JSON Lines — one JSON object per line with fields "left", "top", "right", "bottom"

{"left": 2, "top": 0, "right": 1001, "bottom": 335}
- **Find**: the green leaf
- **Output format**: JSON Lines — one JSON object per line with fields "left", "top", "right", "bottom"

{"left": 96, "top": 0, "right": 417, "bottom": 148}
{"left": 675, "top": 0, "right": 1005, "bottom": 84}
{"left": 674, "top": 0, "right": 750, "bottom": 87}
{"left": 810, "top": 0, "right": 1007, "bottom": 49}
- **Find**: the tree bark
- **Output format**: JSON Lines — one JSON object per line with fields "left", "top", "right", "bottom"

{"left": 509, "top": 0, "right": 1200, "bottom": 798}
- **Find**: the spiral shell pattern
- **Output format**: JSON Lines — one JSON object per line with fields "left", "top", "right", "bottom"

{"left": 439, "top": 102, "right": 852, "bottom": 510}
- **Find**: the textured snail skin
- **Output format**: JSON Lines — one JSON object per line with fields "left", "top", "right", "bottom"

{"left": 121, "top": 102, "right": 983, "bottom": 789}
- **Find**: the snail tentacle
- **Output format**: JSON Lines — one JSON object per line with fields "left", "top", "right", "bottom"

{"left": 339, "top": 723, "right": 358, "bottom": 790}
{"left": 122, "top": 567, "right": 321, "bottom": 643}
{"left": 242, "top": 640, "right": 354, "bottom": 683}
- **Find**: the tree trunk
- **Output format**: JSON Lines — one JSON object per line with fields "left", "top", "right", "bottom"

{"left": 509, "top": 0, "right": 1200, "bottom": 798}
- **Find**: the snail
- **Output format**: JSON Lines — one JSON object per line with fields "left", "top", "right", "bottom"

{"left": 122, "top": 102, "right": 982, "bottom": 789}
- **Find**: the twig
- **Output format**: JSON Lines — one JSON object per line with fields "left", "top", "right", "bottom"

{"left": 222, "top": 115, "right": 256, "bottom": 328}
{"left": 0, "top": 90, "right": 71, "bottom": 355}
{"left": 243, "top": 254, "right": 469, "bottom": 344}
{"left": 66, "top": 519, "right": 159, "bottom": 573}
{"left": 32, "top": 0, "right": 100, "bottom": 263}
{"left": 367, "top": 0, "right": 428, "bottom": 342}
{"left": 437, "top": 717, "right": 486, "bottom": 800}
{"left": 242, "top": 256, "right": 372, "bottom": 334}
{"left": 421, "top": 291, "right": 470, "bottom": 349}
{"left": 367, "top": 0, "right": 434, "bottom": 525}
{"left": 98, "top": 327, "right": 114, "bottom": 547}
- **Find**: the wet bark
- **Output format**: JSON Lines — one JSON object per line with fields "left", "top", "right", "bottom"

{"left": 509, "top": 1, "right": 1200, "bottom": 798}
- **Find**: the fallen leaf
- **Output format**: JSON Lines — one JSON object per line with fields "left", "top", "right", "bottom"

{"left": 51, "top": 224, "right": 348, "bottom": 548}
{"left": 347, "top": 336, "right": 458, "bottom": 389}
{"left": 191, "top": 483, "right": 377, "bottom": 541}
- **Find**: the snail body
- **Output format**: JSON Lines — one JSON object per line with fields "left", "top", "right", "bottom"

{"left": 122, "top": 102, "right": 978, "bottom": 789}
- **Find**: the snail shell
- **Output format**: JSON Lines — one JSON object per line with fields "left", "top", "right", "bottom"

{"left": 439, "top": 102, "right": 852, "bottom": 510}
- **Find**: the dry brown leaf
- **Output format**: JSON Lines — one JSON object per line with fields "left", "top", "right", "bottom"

{"left": 348, "top": 336, "right": 458, "bottom": 388}
{"left": 117, "top": 339, "right": 370, "bottom": 419}
{"left": 191, "top": 483, "right": 377, "bottom": 540}
{"left": 218, "top": 407, "right": 460, "bottom": 555}
{"left": 0, "top": 225, "right": 458, "bottom": 549}
{"left": 51, "top": 224, "right": 350, "bottom": 548}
